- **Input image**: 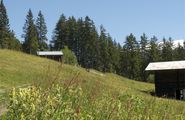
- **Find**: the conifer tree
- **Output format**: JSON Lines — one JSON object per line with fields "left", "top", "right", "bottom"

{"left": 51, "top": 14, "right": 185, "bottom": 81}
{"left": 22, "top": 9, "right": 38, "bottom": 54}
{"left": 140, "top": 33, "right": 149, "bottom": 81}
{"left": 0, "top": 0, "right": 21, "bottom": 50}
{"left": 109, "top": 39, "right": 120, "bottom": 73}
{"left": 0, "top": 0, "right": 9, "bottom": 30}
{"left": 76, "top": 18, "right": 84, "bottom": 63}
{"left": 9, "top": 30, "right": 22, "bottom": 50}
{"left": 115, "top": 42, "right": 122, "bottom": 74}
{"left": 106, "top": 34, "right": 114, "bottom": 72}
{"left": 173, "top": 43, "right": 185, "bottom": 60}
{"left": 0, "top": 0, "right": 11, "bottom": 48}
{"left": 65, "top": 16, "right": 77, "bottom": 52}
{"left": 52, "top": 14, "right": 67, "bottom": 50}
{"left": 82, "top": 16, "right": 99, "bottom": 69}
{"left": 149, "top": 36, "right": 160, "bottom": 62}
{"left": 36, "top": 11, "right": 48, "bottom": 51}
{"left": 161, "top": 37, "right": 173, "bottom": 61}
{"left": 99, "top": 25, "right": 109, "bottom": 72}
{"left": 122, "top": 33, "right": 141, "bottom": 80}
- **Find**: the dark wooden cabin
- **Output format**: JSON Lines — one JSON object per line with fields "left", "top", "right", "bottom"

{"left": 37, "top": 51, "right": 63, "bottom": 61}
{"left": 145, "top": 61, "right": 185, "bottom": 100}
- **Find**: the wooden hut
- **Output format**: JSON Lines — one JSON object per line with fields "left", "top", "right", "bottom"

{"left": 37, "top": 51, "right": 63, "bottom": 61}
{"left": 145, "top": 61, "right": 185, "bottom": 100}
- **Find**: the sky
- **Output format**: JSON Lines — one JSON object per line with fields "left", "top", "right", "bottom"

{"left": 4, "top": 0, "right": 185, "bottom": 44}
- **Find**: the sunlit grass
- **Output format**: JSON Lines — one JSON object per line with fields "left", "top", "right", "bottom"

{"left": 0, "top": 49, "right": 185, "bottom": 119}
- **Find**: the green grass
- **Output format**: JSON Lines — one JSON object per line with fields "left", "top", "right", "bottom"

{"left": 0, "top": 50, "right": 153, "bottom": 99}
{"left": 1, "top": 49, "right": 185, "bottom": 119}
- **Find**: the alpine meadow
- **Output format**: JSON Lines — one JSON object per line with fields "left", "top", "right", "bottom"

{"left": 0, "top": 0, "right": 185, "bottom": 119}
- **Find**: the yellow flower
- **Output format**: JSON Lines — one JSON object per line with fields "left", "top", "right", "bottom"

{"left": 31, "top": 103, "right": 36, "bottom": 111}
{"left": 20, "top": 113, "right": 25, "bottom": 120}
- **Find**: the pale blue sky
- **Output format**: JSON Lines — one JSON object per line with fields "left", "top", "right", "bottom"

{"left": 4, "top": 0, "right": 185, "bottom": 43}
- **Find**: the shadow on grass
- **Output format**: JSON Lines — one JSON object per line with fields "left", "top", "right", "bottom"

{"left": 139, "top": 89, "right": 156, "bottom": 96}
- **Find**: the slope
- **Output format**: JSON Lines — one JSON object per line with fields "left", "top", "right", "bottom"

{"left": 0, "top": 49, "right": 153, "bottom": 100}
{"left": 0, "top": 49, "right": 185, "bottom": 119}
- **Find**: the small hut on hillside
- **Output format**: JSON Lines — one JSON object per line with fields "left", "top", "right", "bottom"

{"left": 145, "top": 61, "right": 185, "bottom": 100}
{"left": 37, "top": 51, "right": 63, "bottom": 61}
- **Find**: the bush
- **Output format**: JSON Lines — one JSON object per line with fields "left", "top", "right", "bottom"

{"left": 147, "top": 74, "right": 155, "bottom": 83}
{"left": 62, "top": 46, "right": 78, "bottom": 65}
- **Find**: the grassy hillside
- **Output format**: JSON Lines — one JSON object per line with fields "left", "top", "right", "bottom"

{"left": 1, "top": 50, "right": 185, "bottom": 119}
{"left": 0, "top": 49, "right": 153, "bottom": 101}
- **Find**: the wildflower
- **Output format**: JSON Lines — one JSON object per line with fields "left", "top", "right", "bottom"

{"left": 31, "top": 103, "right": 36, "bottom": 111}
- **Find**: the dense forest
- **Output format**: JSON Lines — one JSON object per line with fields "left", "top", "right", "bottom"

{"left": 0, "top": 0, "right": 185, "bottom": 81}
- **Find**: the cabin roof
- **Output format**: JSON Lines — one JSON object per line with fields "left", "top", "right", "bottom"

{"left": 145, "top": 60, "right": 185, "bottom": 71}
{"left": 37, "top": 51, "right": 63, "bottom": 56}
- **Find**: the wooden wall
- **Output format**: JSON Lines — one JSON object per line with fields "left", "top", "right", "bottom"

{"left": 39, "top": 55, "right": 63, "bottom": 62}
{"left": 155, "top": 70, "right": 185, "bottom": 99}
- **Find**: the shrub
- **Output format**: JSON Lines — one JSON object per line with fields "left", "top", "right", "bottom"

{"left": 62, "top": 46, "right": 78, "bottom": 65}
{"left": 147, "top": 74, "right": 155, "bottom": 83}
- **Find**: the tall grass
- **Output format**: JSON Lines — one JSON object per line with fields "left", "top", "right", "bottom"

{"left": 1, "top": 50, "right": 185, "bottom": 119}
{"left": 5, "top": 81, "right": 185, "bottom": 119}
{"left": 3, "top": 64, "right": 185, "bottom": 120}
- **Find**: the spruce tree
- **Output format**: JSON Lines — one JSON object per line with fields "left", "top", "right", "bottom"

{"left": 106, "top": 34, "right": 114, "bottom": 72}
{"left": 0, "top": 0, "right": 21, "bottom": 50}
{"left": 65, "top": 16, "right": 78, "bottom": 52}
{"left": 140, "top": 33, "right": 149, "bottom": 81}
{"left": 109, "top": 39, "right": 120, "bottom": 73}
{"left": 72, "top": 16, "right": 99, "bottom": 69}
{"left": 161, "top": 37, "right": 173, "bottom": 61}
{"left": 0, "top": 0, "right": 11, "bottom": 48}
{"left": 149, "top": 36, "right": 160, "bottom": 62}
{"left": 99, "top": 25, "right": 109, "bottom": 72}
{"left": 36, "top": 11, "right": 48, "bottom": 51}
{"left": 22, "top": 9, "right": 38, "bottom": 54}
{"left": 9, "top": 30, "right": 22, "bottom": 50}
{"left": 173, "top": 43, "right": 185, "bottom": 60}
{"left": 52, "top": 14, "right": 67, "bottom": 50}
{"left": 122, "top": 33, "right": 141, "bottom": 80}
{"left": 0, "top": 0, "right": 9, "bottom": 31}
{"left": 76, "top": 18, "right": 84, "bottom": 63}
{"left": 115, "top": 42, "right": 122, "bottom": 74}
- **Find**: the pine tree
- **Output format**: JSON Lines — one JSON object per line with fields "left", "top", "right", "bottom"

{"left": 99, "top": 25, "right": 109, "bottom": 72}
{"left": 122, "top": 33, "right": 141, "bottom": 80}
{"left": 76, "top": 18, "right": 84, "bottom": 63}
{"left": 149, "top": 36, "right": 160, "bottom": 62}
{"left": 36, "top": 11, "right": 48, "bottom": 51}
{"left": 109, "top": 39, "right": 120, "bottom": 73}
{"left": 52, "top": 14, "right": 67, "bottom": 50}
{"left": 22, "top": 9, "right": 38, "bottom": 54}
{"left": 161, "top": 37, "right": 173, "bottom": 61}
{"left": 65, "top": 16, "right": 78, "bottom": 52}
{"left": 0, "top": 0, "right": 9, "bottom": 31}
{"left": 140, "top": 33, "right": 149, "bottom": 81}
{"left": 9, "top": 30, "right": 22, "bottom": 50}
{"left": 82, "top": 16, "right": 99, "bottom": 69}
{"left": 0, "top": 0, "right": 11, "bottom": 48}
{"left": 115, "top": 42, "right": 122, "bottom": 74}
{"left": 173, "top": 43, "right": 185, "bottom": 60}
{"left": 106, "top": 34, "right": 114, "bottom": 72}
{"left": 0, "top": 0, "right": 21, "bottom": 50}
